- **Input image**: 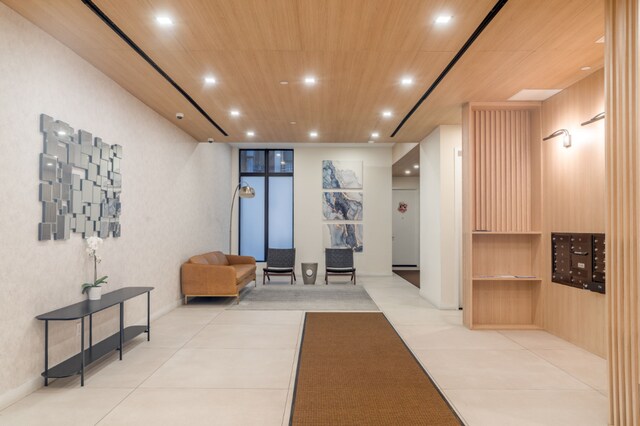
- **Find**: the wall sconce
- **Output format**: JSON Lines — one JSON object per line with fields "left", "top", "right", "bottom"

{"left": 543, "top": 129, "right": 572, "bottom": 148}
{"left": 581, "top": 112, "right": 605, "bottom": 126}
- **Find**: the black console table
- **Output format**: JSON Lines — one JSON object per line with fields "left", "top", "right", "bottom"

{"left": 36, "top": 286, "right": 153, "bottom": 386}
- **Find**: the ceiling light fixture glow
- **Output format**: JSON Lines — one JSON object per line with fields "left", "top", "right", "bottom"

{"left": 204, "top": 76, "right": 216, "bottom": 84}
{"left": 382, "top": 110, "right": 392, "bottom": 118}
{"left": 246, "top": 131, "right": 255, "bottom": 137}
{"left": 401, "top": 77, "right": 413, "bottom": 86}
{"left": 230, "top": 110, "right": 240, "bottom": 117}
{"left": 413, "top": 164, "right": 419, "bottom": 169}
{"left": 371, "top": 132, "right": 379, "bottom": 138}
{"left": 405, "top": 170, "right": 411, "bottom": 174}
{"left": 580, "top": 66, "right": 592, "bottom": 71}
{"left": 155, "top": 16, "right": 173, "bottom": 26}
{"left": 280, "top": 81, "right": 289, "bottom": 85}
{"left": 304, "top": 76, "right": 316, "bottom": 85}
{"left": 309, "top": 131, "right": 318, "bottom": 138}
{"left": 435, "top": 15, "right": 453, "bottom": 24}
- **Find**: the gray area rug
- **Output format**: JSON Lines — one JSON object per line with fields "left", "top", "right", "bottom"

{"left": 231, "top": 284, "right": 379, "bottom": 311}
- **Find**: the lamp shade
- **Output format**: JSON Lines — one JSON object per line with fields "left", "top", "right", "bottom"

{"left": 238, "top": 185, "right": 255, "bottom": 198}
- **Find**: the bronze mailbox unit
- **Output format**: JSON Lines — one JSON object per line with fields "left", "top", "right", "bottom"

{"left": 551, "top": 233, "right": 605, "bottom": 294}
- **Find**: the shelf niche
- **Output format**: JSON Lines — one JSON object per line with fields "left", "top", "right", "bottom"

{"left": 462, "top": 102, "right": 543, "bottom": 330}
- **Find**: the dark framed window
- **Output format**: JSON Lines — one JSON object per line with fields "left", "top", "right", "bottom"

{"left": 239, "top": 149, "right": 294, "bottom": 261}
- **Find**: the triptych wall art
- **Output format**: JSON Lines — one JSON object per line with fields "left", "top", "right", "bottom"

{"left": 321, "top": 160, "right": 363, "bottom": 252}
{"left": 37, "top": 114, "right": 123, "bottom": 241}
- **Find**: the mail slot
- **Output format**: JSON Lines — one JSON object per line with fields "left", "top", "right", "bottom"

{"left": 552, "top": 232, "right": 605, "bottom": 293}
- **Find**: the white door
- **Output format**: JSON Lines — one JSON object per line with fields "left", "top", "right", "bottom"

{"left": 392, "top": 189, "right": 419, "bottom": 266}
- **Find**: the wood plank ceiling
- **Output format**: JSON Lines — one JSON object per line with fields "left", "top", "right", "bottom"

{"left": 3, "top": 0, "right": 604, "bottom": 143}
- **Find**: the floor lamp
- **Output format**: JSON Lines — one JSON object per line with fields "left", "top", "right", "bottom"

{"left": 229, "top": 182, "right": 256, "bottom": 253}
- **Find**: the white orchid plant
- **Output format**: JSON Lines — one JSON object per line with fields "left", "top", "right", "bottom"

{"left": 82, "top": 236, "right": 108, "bottom": 294}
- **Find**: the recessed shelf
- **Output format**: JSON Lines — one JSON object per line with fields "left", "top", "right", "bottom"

{"left": 472, "top": 231, "right": 542, "bottom": 235}
{"left": 473, "top": 277, "right": 541, "bottom": 281}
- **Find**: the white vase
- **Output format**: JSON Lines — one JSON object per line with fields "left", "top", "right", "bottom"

{"left": 88, "top": 286, "right": 102, "bottom": 301}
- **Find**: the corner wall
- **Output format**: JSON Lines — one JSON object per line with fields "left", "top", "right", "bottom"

{"left": 0, "top": 3, "right": 231, "bottom": 408}
{"left": 419, "top": 125, "right": 462, "bottom": 309}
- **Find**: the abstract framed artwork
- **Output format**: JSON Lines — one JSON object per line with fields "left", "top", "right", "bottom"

{"left": 322, "top": 160, "right": 363, "bottom": 189}
{"left": 38, "top": 114, "right": 122, "bottom": 241}
{"left": 322, "top": 192, "right": 363, "bottom": 221}
{"left": 323, "top": 224, "right": 363, "bottom": 252}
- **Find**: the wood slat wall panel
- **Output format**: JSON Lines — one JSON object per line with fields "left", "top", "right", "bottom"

{"left": 473, "top": 110, "right": 531, "bottom": 232}
{"left": 605, "top": 1, "right": 640, "bottom": 424}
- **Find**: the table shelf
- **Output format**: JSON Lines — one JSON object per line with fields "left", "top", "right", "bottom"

{"left": 42, "top": 325, "right": 147, "bottom": 379}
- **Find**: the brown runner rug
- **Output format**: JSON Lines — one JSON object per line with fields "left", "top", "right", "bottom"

{"left": 393, "top": 269, "right": 420, "bottom": 288}
{"left": 290, "top": 312, "right": 462, "bottom": 425}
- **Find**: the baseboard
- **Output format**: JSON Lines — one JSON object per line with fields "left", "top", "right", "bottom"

{"left": 0, "top": 297, "right": 183, "bottom": 411}
{"left": 0, "top": 376, "right": 42, "bottom": 411}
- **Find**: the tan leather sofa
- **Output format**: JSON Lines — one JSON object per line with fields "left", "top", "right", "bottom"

{"left": 181, "top": 251, "right": 256, "bottom": 304}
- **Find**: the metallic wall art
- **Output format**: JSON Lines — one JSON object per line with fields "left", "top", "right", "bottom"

{"left": 38, "top": 114, "right": 122, "bottom": 241}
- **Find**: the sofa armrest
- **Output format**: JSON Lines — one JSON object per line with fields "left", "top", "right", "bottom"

{"left": 181, "top": 263, "right": 237, "bottom": 295}
{"left": 226, "top": 255, "right": 256, "bottom": 265}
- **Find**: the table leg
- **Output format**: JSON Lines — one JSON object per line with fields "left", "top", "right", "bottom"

{"left": 44, "top": 320, "right": 49, "bottom": 386}
{"left": 119, "top": 302, "right": 124, "bottom": 360}
{"left": 147, "top": 291, "right": 151, "bottom": 341}
{"left": 89, "top": 314, "right": 93, "bottom": 348}
{"left": 80, "top": 317, "right": 85, "bottom": 386}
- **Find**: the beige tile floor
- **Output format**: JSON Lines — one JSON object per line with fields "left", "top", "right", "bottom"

{"left": 0, "top": 275, "right": 608, "bottom": 426}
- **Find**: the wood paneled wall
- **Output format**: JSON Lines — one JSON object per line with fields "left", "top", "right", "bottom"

{"left": 605, "top": 1, "right": 639, "bottom": 424}
{"left": 540, "top": 70, "right": 607, "bottom": 358}
{"left": 473, "top": 110, "right": 532, "bottom": 232}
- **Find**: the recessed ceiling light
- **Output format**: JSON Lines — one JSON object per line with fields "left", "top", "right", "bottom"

{"left": 290, "top": 121, "right": 296, "bottom": 125}
{"left": 309, "top": 131, "right": 318, "bottom": 138}
{"left": 435, "top": 15, "right": 452, "bottom": 24}
{"left": 401, "top": 77, "right": 413, "bottom": 86}
{"left": 204, "top": 76, "right": 216, "bottom": 84}
{"left": 405, "top": 170, "right": 411, "bottom": 174}
{"left": 581, "top": 66, "right": 592, "bottom": 71}
{"left": 304, "top": 76, "right": 316, "bottom": 85}
{"left": 280, "top": 81, "right": 289, "bottom": 85}
{"left": 230, "top": 110, "right": 240, "bottom": 117}
{"left": 596, "top": 36, "right": 604, "bottom": 43}
{"left": 382, "top": 110, "right": 392, "bottom": 118}
{"left": 246, "top": 131, "right": 255, "bottom": 137}
{"left": 155, "top": 16, "right": 173, "bottom": 26}
{"left": 371, "top": 132, "right": 379, "bottom": 138}
{"left": 413, "top": 164, "right": 419, "bottom": 169}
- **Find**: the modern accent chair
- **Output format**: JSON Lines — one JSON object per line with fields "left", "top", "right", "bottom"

{"left": 263, "top": 248, "right": 297, "bottom": 285}
{"left": 325, "top": 248, "right": 356, "bottom": 285}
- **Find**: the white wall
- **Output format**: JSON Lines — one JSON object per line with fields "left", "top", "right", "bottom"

{"left": 0, "top": 3, "right": 231, "bottom": 408}
{"left": 392, "top": 176, "right": 420, "bottom": 190}
{"left": 295, "top": 146, "right": 392, "bottom": 276}
{"left": 230, "top": 145, "right": 393, "bottom": 276}
{"left": 419, "top": 125, "right": 462, "bottom": 309}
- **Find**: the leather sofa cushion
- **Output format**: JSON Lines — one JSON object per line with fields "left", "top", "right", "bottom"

{"left": 189, "top": 255, "right": 209, "bottom": 265}
{"left": 203, "top": 251, "right": 230, "bottom": 265}
{"left": 231, "top": 264, "right": 255, "bottom": 283}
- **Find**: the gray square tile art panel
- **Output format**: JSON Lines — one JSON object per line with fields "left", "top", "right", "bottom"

{"left": 38, "top": 114, "right": 122, "bottom": 240}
